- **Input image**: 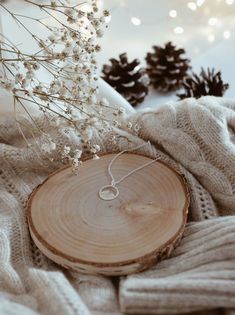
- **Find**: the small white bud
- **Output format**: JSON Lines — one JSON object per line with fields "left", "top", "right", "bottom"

{"left": 74, "top": 149, "right": 82, "bottom": 159}
{"left": 127, "top": 122, "right": 133, "bottom": 129}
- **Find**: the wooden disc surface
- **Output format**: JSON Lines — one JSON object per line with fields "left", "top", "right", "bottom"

{"left": 27, "top": 153, "right": 189, "bottom": 276}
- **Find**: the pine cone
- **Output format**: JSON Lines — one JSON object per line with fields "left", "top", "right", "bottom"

{"left": 177, "top": 68, "right": 229, "bottom": 100}
{"left": 102, "top": 53, "right": 150, "bottom": 106}
{"left": 146, "top": 42, "right": 190, "bottom": 92}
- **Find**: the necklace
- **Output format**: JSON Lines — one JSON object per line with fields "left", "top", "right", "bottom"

{"left": 98, "top": 141, "right": 159, "bottom": 201}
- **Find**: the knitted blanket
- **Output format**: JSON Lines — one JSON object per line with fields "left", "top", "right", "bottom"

{"left": 0, "top": 96, "right": 235, "bottom": 315}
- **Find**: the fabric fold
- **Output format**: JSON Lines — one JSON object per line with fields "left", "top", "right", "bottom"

{"left": 120, "top": 216, "right": 235, "bottom": 314}
{"left": 0, "top": 96, "right": 235, "bottom": 314}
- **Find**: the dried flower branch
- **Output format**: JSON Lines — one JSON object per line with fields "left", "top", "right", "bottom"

{"left": 0, "top": 0, "right": 128, "bottom": 170}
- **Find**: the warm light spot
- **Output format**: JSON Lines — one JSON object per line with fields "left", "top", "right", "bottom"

{"left": 187, "top": 2, "right": 197, "bottom": 10}
{"left": 174, "top": 26, "right": 184, "bottom": 34}
{"left": 223, "top": 30, "right": 231, "bottom": 39}
{"left": 131, "top": 17, "right": 142, "bottom": 26}
{"left": 226, "top": 0, "right": 234, "bottom": 4}
{"left": 208, "top": 34, "right": 215, "bottom": 42}
{"left": 169, "top": 10, "right": 177, "bottom": 18}
{"left": 208, "top": 17, "right": 218, "bottom": 26}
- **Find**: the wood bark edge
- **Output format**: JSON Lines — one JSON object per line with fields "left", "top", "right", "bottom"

{"left": 27, "top": 152, "right": 190, "bottom": 275}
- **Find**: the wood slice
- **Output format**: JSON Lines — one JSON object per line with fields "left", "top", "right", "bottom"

{"left": 27, "top": 153, "right": 190, "bottom": 276}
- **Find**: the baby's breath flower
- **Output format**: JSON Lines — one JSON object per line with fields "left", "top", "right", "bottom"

{"left": 26, "top": 71, "right": 35, "bottom": 80}
{"left": 59, "top": 86, "right": 68, "bottom": 97}
{"left": 133, "top": 123, "right": 141, "bottom": 133}
{"left": 90, "top": 144, "right": 100, "bottom": 154}
{"left": 85, "top": 129, "right": 94, "bottom": 141}
{"left": 21, "top": 78, "right": 30, "bottom": 88}
{"left": 74, "top": 149, "right": 82, "bottom": 159}
{"left": 3, "top": 81, "right": 15, "bottom": 91}
{"left": 127, "top": 122, "right": 133, "bottom": 129}
{"left": 50, "top": 142, "right": 56, "bottom": 151}
{"left": 96, "top": 29, "right": 104, "bottom": 38}
{"left": 0, "top": 0, "right": 111, "bottom": 172}
{"left": 34, "top": 85, "right": 43, "bottom": 93}
{"left": 103, "top": 10, "right": 110, "bottom": 17}
{"left": 32, "top": 63, "right": 40, "bottom": 70}
{"left": 110, "top": 135, "right": 117, "bottom": 145}
{"left": 41, "top": 140, "right": 56, "bottom": 154}
{"left": 95, "top": 45, "right": 101, "bottom": 52}
{"left": 62, "top": 145, "right": 71, "bottom": 159}
{"left": 64, "top": 8, "right": 76, "bottom": 18}
{"left": 77, "top": 10, "right": 83, "bottom": 18}
{"left": 23, "top": 61, "right": 32, "bottom": 70}
{"left": 48, "top": 35, "right": 57, "bottom": 43}
{"left": 112, "top": 120, "right": 120, "bottom": 127}
{"left": 67, "top": 17, "right": 77, "bottom": 24}
{"left": 113, "top": 108, "right": 125, "bottom": 116}
{"left": 15, "top": 73, "right": 23, "bottom": 84}
{"left": 100, "top": 98, "right": 109, "bottom": 107}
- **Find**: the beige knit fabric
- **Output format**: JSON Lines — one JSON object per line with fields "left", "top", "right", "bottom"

{"left": 120, "top": 216, "right": 235, "bottom": 314}
{"left": 0, "top": 96, "right": 235, "bottom": 315}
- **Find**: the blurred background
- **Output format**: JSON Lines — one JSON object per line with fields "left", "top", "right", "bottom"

{"left": 97, "top": 0, "right": 235, "bottom": 108}
{"left": 1, "top": 0, "right": 235, "bottom": 109}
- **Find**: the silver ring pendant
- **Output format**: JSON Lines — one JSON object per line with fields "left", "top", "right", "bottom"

{"left": 99, "top": 185, "right": 119, "bottom": 201}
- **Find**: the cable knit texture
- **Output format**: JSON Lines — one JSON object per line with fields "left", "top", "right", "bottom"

{"left": 0, "top": 96, "right": 235, "bottom": 315}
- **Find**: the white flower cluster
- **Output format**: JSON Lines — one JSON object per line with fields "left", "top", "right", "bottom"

{"left": 0, "top": 0, "right": 113, "bottom": 167}
{"left": 62, "top": 142, "right": 100, "bottom": 173}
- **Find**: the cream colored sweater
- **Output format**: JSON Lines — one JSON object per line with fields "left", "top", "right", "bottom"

{"left": 0, "top": 96, "right": 235, "bottom": 315}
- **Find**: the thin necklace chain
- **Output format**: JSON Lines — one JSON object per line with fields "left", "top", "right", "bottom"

{"left": 108, "top": 141, "right": 159, "bottom": 187}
